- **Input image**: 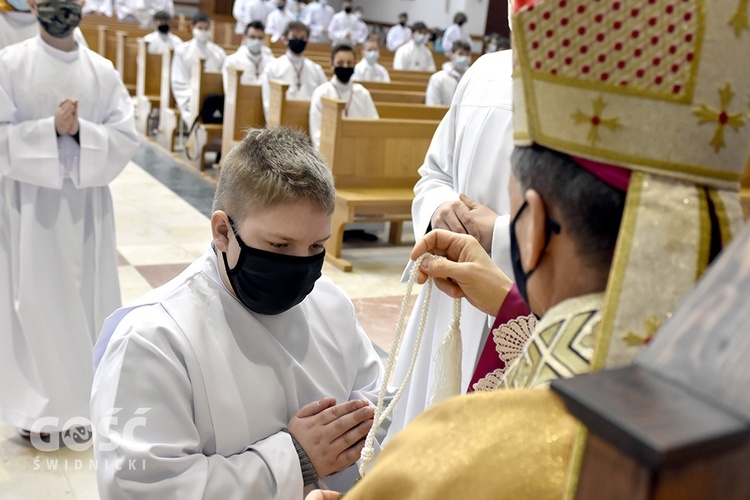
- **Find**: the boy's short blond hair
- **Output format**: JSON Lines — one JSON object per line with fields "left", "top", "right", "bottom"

{"left": 212, "top": 127, "right": 336, "bottom": 222}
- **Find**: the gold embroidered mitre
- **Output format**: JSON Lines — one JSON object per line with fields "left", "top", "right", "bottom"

{"left": 512, "top": 0, "right": 750, "bottom": 188}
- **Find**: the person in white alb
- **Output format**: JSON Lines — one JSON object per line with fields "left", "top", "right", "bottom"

{"left": 301, "top": 0, "right": 334, "bottom": 43}
{"left": 309, "top": 44, "right": 378, "bottom": 151}
{"left": 0, "top": 0, "right": 139, "bottom": 439}
{"left": 222, "top": 20, "right": 274, "bottom": 92}
{"left": 82, "top": 0, "right": 113, "bottom": 16}
{"left": 327, "top": 0, "right": 364, "bottom": 47}
{"left": 232, "top": 0, "right": 254, "bottom": 34}
{"left": 352, "top": 37, "right": 390, "bottom": 83}
{"left": 393, "top": 22, "right": 435, "bottom": 72}
{"left": 351, "top": 7, "right": 367, "bottom": 44}
{"left": 143, "top": 10, "right": 182, "bottom": 54}
{"left": 265, "top": 0, "right": 295, "bottom": 42}
{"left": 250, "top": 0, "right": 276, "bottom": 25}
{"left": 171, "top": 12, "right": 227, "bottom": 121}
{"left": 261, "top": 20, "right": 327, "bottom": 118}
{"left": 131, "top": 0, "right": 174, "bottom": 28}
{"left": 442, "top": 12, "right": 472, "bottom": 56}
{"left": 385, "top": 12, "right": 410, "bottom": 52}
{"left": 91, "top": 128, "right": 391, "bottom": 499}
{"left": 425, "top": 40, "right": 471, "bottom": 106}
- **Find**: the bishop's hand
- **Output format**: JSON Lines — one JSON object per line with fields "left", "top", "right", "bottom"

{"left": 288, "top": 398, "right": 375, "bottom": 478}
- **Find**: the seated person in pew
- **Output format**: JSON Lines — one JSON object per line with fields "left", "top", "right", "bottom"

{"left": 143, "top": 10, "right": 182, "bottom": 54}
{"left": 221, "top": 20, "right": 274, "bottom": 92}
{"left": 265, "top": 0, "right": 295, "bottom": 43}
{"left": 91, "top": 128, "right": 391, "bottom": 499}
{"left": 352, "top": 36, "right": 390, "bottom": 83}
{"left": 170, "top": 11, "right": 226, "bottom": 121}
{"left": 425, "top": 40, "right": 471, "bottom": 106}
{"left": 261, "top": 20, "right": 327, "bottom": 118}
{"left": 309, "top": 43, "right": 378, "bottom": 151}
{"left": 393, "top": 21, "right": 436, "bottom": 72}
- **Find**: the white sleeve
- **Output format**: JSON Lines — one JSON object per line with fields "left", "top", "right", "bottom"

{"left": 327, "top": 16, "right": 343, "bottom": 39}
{"left": 424, "top": 73, "right": 440, "bottom": 106}
{"left": 392, "top": 47, "right": 404, "bottom": 70}
{"left": 426, "top": 51, "right": 436, "bottom": 72}
{"left": 170, "top": 46, "right": 191, "bottom": 112}
{"left": 385, "top": 27, "right": 397, "bottom": 51}
{"left": 490, "top": 214, "right": 512, "bottom": 275}
{"left": 382, "top": 67, "right": 391, "bottom": 82}
{"left": 309, "top": 89, "right": 323, "bottom": 151}
{"left": 260, "top": 61, "right": 275, "bottom": 119}
{"left": 91, "top": 316, "right": 305, "bottom": 500}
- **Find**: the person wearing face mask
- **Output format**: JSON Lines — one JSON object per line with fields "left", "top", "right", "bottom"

{"left": 425, "top": 41, "right": 471, "bottom": 106}
{"left": 308, "top": 44, "right": 378, "bottom": 151}
{"left": 91, "top": 128, "right": 390, "bottom": 499}
{"left": 385, "top": 11, "right": 410, "bottom": 52}
{"left": 0, "top": 0, "right": 89, "bottom": 48}
{"left": 441, "top": 12, "right": 471, "bottom": 57}
{"left": 393, "top": 22, "right": 436, "bottom": 72}
{"left": 143, "top": 10, "right": 182, "bottom": 54}
{"left": 0, "top": 0, "right": 139, "bottom": 440}
{"left": 260, "top": 20, "right": 327, "bottom": 118}
{"left": 300, "top": 0, "right": 334, "bottom": 43}
{"left": 221, "top": 20, "right": 274, "bottom": 91}
{"left": 327, "top": 1, "right": 361, "bottom": 47}
{"left": 170, "top": 12, "right": 227, "bottom": 122}
{"left": 264, "top": 0, "right": 294, "bottom": 42}
{"left": 352, "top": 37, "right": 390, "bottom": 83}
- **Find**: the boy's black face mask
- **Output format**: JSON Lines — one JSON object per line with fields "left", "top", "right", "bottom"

{"left": 222, "top": 218, "right": 325, "bottom": 315}
{"left": 157, "top": 23, "right": 170, "bottom": 33}
{"left": 36, "top": 1, "right": 82, "bottom": 39}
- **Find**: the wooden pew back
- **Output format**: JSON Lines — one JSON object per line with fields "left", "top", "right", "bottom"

{"left": 267, "top": 80, "right": 310, "bottom": 134}
{"left": 367, "top": 89, "right": 426, "bottom": 104}
{"left": 375, "top": 103, "right": 449, "bottom": 121}
{"left": 222, "top": 68, "right": 265, "bottom": 163}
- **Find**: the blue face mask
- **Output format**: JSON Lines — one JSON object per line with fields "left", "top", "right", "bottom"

{"left": 509, "top": 200, "right": 561, "bottom": 309}
{"left": 8, "top": 0, "right": 32, "bottom": 11}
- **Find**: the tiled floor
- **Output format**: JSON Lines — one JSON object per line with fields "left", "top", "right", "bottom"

{"left": 0, "top": 141, "right": 421, "bottom": 499}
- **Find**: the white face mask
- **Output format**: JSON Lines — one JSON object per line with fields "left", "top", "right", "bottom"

{"left": 453, "top": 55, "right": 471, "bottom": 71}
{"left": 247, "top": 38, "right": 263, "bottom": 54}
{"left": 355, "top": 12, "right": 362, "bottom": 20}
{"left": 193, "top": 28, "right": 210, "bottom": 43}
{"left": 319, "top": 0, "right": 327, "bottom": 4}
{"left": 364, "top": 50, "right": 379, "bottom": 64}
{"left": 414, "top": 33, "right": 426, "bottom": 44}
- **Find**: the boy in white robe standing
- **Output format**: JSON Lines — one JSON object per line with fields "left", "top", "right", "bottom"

{"left": 82, "top": 0, "right": 113, "bottom": 16}
{"left": 261, "top": 20, "right": 327, "bottom": 118}
{"left": 309, "top": 43, "right": 378, "bottom": 151}
{"left": 352, "top": 37, "right": 390, "bottom": 83}
{"left": 425, "top": 40, "right": 471, "bottom": 106}
{"left": 222, "top": 20, "right": 274, "bottom": 92}
{"left": 265, "top": 0, "right": 294, "bottom": 43}
{"left": 301, "top": 0, "right": 333, "bottom": 44}
{"left": 143, "top": 10, "right": 182, "bottom": 54}
{"left": 441, "top": 12, "right": 471, "bottom": 57}
{"left": 170, "top": 11, "right": 227, "bottom": 122}
{"left": 385, "top": 12, "right": 410, "bottom": 52}
{"left": 91, "top": 128, "right": 389, "bottom": 499}
{"left": 393, "top": 22, "right": 435, "bottom": 72}
{"left": 327, "top": 1, "right": 363, "bottom": 47}
{"left": 0, "top": 0, "right": 139, "bottom": 438}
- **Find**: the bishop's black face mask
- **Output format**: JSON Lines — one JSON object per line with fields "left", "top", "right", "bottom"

{"left": 334, "top": 66, "right": 354, "bottom": 83}
{"left": 222, "top": 218, "right": 325, "bottom": 315}
{"left": 288, "top": 38, "right": 307, "bottom": 54}
{"left": 36, "top": 1, "right": 82, "bottom": 39}
{"left": 509, "top": 201, "right": 561, "bottom": 311}
{"left": 157, "top": 23, "right": 170, "bottom": 33}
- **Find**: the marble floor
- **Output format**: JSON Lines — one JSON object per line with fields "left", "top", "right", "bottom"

{"left": 0, "top": 140, "right": 422, "bottom": 499}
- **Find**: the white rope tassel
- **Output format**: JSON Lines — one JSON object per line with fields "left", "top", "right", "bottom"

{"left": 358, "top": 254, "right": 434, "bottom": 478}
{"left": 428, "top": 297, "right": 463, "bottom": 407}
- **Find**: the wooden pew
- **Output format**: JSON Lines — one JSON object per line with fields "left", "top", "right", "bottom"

{"left": 135, "top": 37, "right": 163, "bottom": 135}
{"left": 117, "top": 31, "right": 140, "bottom": 95}
{"left": 319, "top": 96, "right": 440, "bottom": 271}
{"left": 267, "top": 80, "right": 310, "bottom": 134}
{"left": 367, "top": 89, "right": 426, "bottom": 104}
{"left": 552, "top": 223, "right": 750, "bottom": 499}
{"left": 359, "top": 80, "right": 427, "bottom": 93}
{"left": 221, "top": 68, "right": 265, "bottom": 164}
{"left": 187, "top": 59, "right": 224, "bottom": 170}
{"left": 375, "top": 103, "right": 449, "bottom": 121}
{"left": 156, "top": 49, "right": 180, "bottom": 151}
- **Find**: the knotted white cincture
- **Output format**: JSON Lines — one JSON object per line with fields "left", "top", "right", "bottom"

{"left": 358, "top": 254, "right": 462, "bottom": 478}
{"left": 428, "top": 296, "right": 462, "bottom": 407}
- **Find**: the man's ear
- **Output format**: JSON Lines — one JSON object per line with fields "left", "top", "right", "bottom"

{"left": 521, "top": 189, "right": 547, "bottom": 272}
{"left": 211, "top": 211, "right": 232, "bottom": 253}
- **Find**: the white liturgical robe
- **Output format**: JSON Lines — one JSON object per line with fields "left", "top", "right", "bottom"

{"left": 91, "top": 247, "right": 389, "bottom": 499}
{"left": 264, "top": 8, "right": 295, "bottom": 43}
{"left": 327, "top": 10, "right": 366, "bottom": 47}
{"left": 441, "top": 23, "right": 471, "bottom": 55}
{"left": 393, "top": 39, "right": 436, "bottom": 72}
{"left": 261, "top": 51, "right": 328, "bottom": 118}
{"left": 82, "top": 0, "right": 114, "bottom": 16}
{"left": 170, "top": 38, "right": 227, "bottom": 118}
{"left": 222, "top": 44, "right": 275, "bottom": 92}
{"left": 385, "top": 23, "right": 411, "bottom": 52}
{"left": 352, "top": 58, "right": 390, "bottom": 83}
{"left": 0, "top": 36, "right": 139, "bottom": 431}
{"left": 385, "top": 50, "right": 516, "bottom": 441}
{"left": 309, "top": 78, "right": 379, "bottom": 150}
{"left": 425, "top": 66, "right": 463, "bottom": 106}
{"left": 143, "top": 30, "right": 182, "bottom": 54}
{"left": 301, "top": 1, "right": 334, "bottom": 43}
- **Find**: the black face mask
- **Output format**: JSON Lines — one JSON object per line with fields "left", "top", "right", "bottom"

{"left": 334, "top": 66, "right": 354, "bottom": 83}
{"left": 222, "top": 219, "right": 325, "bottom": 315}
{"left": 344, "top": 6, "right": 352, "bottom": 13}
{"left": 157, "top": 23, "right": 170, "bottom": 33}
{"left": 509, "top": 200, "right": 561, "bottom": 310}
{"left": 399, "top": 21, "right": 406, "bottom": 27}
{"left": 36, "top": 1, "right": 82, "bottom": 39}
{"left": 288, "top": 38, "right": 307, "bottom": 54}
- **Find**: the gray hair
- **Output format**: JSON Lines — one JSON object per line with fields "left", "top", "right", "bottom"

{"left": 511, "top": 145, "right": 626, "bottom": 274}
{"left": 213, "top": 127, "right": 336, "bottom": 222}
